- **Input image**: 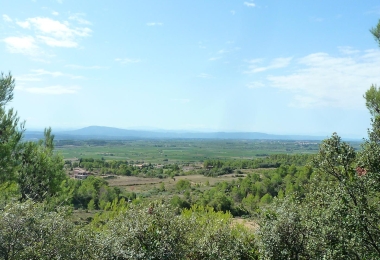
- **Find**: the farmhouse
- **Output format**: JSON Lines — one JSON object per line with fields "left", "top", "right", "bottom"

{"left": 72, "top": 168, "right": 90, "bottom": 180}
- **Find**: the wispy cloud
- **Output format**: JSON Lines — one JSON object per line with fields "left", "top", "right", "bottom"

{"left": 338, "top": 46, "right": 360, "bottom": 55}
{"left": 3, "top": 36, "right": 40, "bottom": 56}
{"left": 52, "top": 11, "right": 59, "bottom": 16}
{"left": 4, "top": 16, "right": 92, "bottom": 55}
{"left": 16, "top": 20, "right": 31, "bottom": 29}
{"left": 230, "top": 10, "right": 236, "bottom": 15}
{"left": 198, "top": 41, "right": 207, "bottom": 49}
{"left": 245, "top": 57, "right": 292, "bottom": 73}
{"left": 65, "top": 64, "right": 107, "bottom": 69}
{"left": 115, "top": 58, "right": 141, "bottom": 64}
{"left": 244, "top": 2, "right": 256, "bottom": 7}
{"left": 2, "top": 14, "right": 12, "bottom": 22}
{"left": 209, "top": 57, "right": 221, "bottom": 61}
{"left": 146, "top": 22, "right": 163, "bottom": 26}
{"left": 247, "top": 81, "right": 265, "bottom": 89}
{"left": 266, "top": 49, "right": 380, "bottom": 108}
{"left": 15, "top": 75, "right": 43, "bottom": 82}
{"left": 30, "top": 69, "right": 83, "bottom": 79}
{"left": 69, "top": 13, "right": 91, "bottom": 25}
{"left": 17, "top": 85, "right": 80, "bottom": 94}
{"left": 22, "top": 17, "right": 91, "bottom": 47}
{"left": 365, "top": 5, "right": 380, "bottom": 15}
{"left": 197, "top": 73, "right": 213, "bottom": 78}
{"left": 16, "top": 69, "right": 83, "bottom": 82}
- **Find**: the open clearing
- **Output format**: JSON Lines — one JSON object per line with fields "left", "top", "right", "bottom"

{"left": 105, "top": 173, "right": 247, "bottom": 192}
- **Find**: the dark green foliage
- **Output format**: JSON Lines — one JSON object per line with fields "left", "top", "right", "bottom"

{"left": 18, "top": 128, "right": 66, "bottom": 202}
{"left": 91, "top": 203, "right": 257, "bottom": 260}
{"left": 0, "top": 200, "right": 258, "bottom": 259}
{"left": 257, "top": 198, "right": 309, "bottom": 259}
{"left": 256, "top": 21, "right": 380, "bottom": 259}
{"left": 371, "top": 19, "right": 380, "bottom": 46}
{"left": 258, "top": 134, "right": 380, "bottom": 259}
{"left": 257, "top": 111, "right": 380, "bottom": 259}
{"left": 0, "top": 73, "right": 24, "bottom": 185}
{"left": 70, "top": 176, "right": 120, "bottom": 210}
{"left": 194, "top": 164, "right": 313, "bottom": 216}
{"left": 364, "top": 84, "right": 380, "bottom": 117}
{"left": 203, "top": 154, "right": 313, "bottom": 172}
{"left": 0, "top": 201, "right": 78, "bottom": 260}
{"left": 176, "top": 179, "right": 191, "bottom": 191}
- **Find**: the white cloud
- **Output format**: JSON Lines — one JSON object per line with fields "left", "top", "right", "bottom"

{"left": 3, "top": 36, "right": 40, "bottom": 56}
{"left": 2, "top": 14, "right": 12, "bottom": 22}
{"left": 30, "top": 69, "right": 60, "bottom": 77}
{"left": 28, "top": 17, "right": 91, "bottom": 37}
{"left": 244, "top": 2, "right": 256, "bottom": 7}
{"left": 30, "top": 69, "right": 83, "bottom": 79}
{"left": 115, "top": 58, "right": 141, "bottom": 64}
{"left": 266, "top": 49, "right": 380, "bottom": 108}
{"left": 245, "top": 57, "right": 292, "bottom": 73}
{"left": 15, "top": 75, "right": 43, "bottom": 82}
{"left": 14, "top": 16, "right": 91, "bottom": 48}
{"left": 16, "top": 21, "right": 31, "bottom": 29}
{"left": 37, "top": 35, "right": 77, "bottom": 47}
{"left": 52, "top": 11, "right": 59, "bottom": 16}
{"left": 16, "top": 69, "right": 83, "bottom": 82}
{"left": 69, "top": 13, "right": 91, "bottom": 25}
{"left": 338, "top": 46, "right": 360, "bottom": 55}
{"left": 65, "top": 64, "right": 107, "bottom": 69}
{"left": 17, "top": 85, "right": 80, "bottom": 94}
{"left": 209, "top": 57, "right": 221, "bottom": 61}
{"left": 146, "top": 22, "right": 163, "bottom": 26}
{"left": 247, "top": 81, "right": 265, "bottom": 89}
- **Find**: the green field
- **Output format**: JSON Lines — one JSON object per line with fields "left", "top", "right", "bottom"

{"left": 55, "top": 139, "right": 329, "bottom": 163}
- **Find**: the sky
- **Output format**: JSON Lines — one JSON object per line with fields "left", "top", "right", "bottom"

{"left": 1, "top": 1, "right": 380, "bottom": 138}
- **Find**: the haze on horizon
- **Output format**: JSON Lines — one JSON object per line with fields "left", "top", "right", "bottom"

{"left": 2, "top": 1, "right": 380, "bottom": 139}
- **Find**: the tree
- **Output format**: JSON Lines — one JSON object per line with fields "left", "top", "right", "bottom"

{"left": 257, "top": 19, "right": 380, "bottom": 259}
{"left": 0, "top": 73, "right": 67, "bottom": 204}
{"left": 364, "top": 84, "right": 380, "bottom": 116}
{"left": 0, "top": 73, "right": 24, "bottom": 185}
{"left": 0, "top": 201, "right": 79, "bottom": 259}
{"left": 18, "top": 128, "right": 67, "bottom": 202}
{"left": 371, "top": 19, "right": 380, "bottom": 46}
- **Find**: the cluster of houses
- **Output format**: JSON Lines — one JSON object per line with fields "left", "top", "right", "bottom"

{"left": 72, "top": 168, "right": 91, "bottom": 180}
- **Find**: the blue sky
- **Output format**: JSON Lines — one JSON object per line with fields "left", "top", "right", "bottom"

{"left": 1, "top": 1, "right": 380, "bottom": 138}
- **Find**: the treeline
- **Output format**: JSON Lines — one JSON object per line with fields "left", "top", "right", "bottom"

{"left": 203, "top": 154, "right": 313, "bottom": 170}
{"left": 68, "top": 153, "right": 313, "bottom": 179}
{"left": 68, "top": 158, "right": 182, "bottom": 178}
{"left": 170, "top": 164, "right": 313, "bottom": 216}
{"left": 60, "top": 176, "right": 134, "bottom": 210}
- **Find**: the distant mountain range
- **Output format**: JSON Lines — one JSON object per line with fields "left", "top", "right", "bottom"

{"left": 23, "top": 125, "right": 331, "bottom": 141}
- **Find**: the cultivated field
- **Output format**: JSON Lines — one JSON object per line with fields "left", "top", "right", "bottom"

{"left": 55, "top": 139, "right": 329, "bottom": 163}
